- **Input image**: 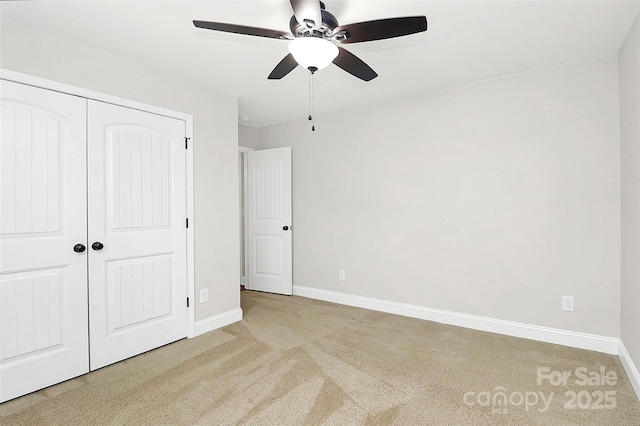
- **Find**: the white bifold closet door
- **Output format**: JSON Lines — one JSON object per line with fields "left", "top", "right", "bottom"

{"left": 0, "top": 80, "right": 188, "bottom": 402}
{"left": 87, "top": 100, "right": 187, "bottom": 370}
{"left": 0, "top": 80, "right": 89, "bottom": 402}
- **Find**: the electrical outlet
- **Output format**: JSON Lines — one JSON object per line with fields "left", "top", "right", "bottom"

{"left": 200, "top": 289, "right": 209, "bottom": 303}
{"left": 562, "top": 296, "right": 574, "bottom": 312}
{"left": 338, "top": 269, "right": 346, "bottom": 281}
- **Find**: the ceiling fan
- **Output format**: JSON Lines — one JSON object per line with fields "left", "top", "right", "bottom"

{"left": 193, "top": 0, "right": 428, "bottom": 82}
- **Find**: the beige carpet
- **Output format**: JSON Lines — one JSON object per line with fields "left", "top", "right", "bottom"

{"left": 1, "top": 290, "right": 639, "bottom": 425}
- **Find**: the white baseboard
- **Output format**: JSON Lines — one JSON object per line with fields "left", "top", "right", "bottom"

{"left": 618, "top": 341, "right": 640, "bottom": 401}
{"left": 190, "top": 308, "right": 243, "bottom": 338}
{"left": 293, "top": 285, "right": 619, "bottom": 355}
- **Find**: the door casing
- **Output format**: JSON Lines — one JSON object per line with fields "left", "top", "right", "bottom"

{"left": 239, "top": 146, "right": 253, "bottom": 289}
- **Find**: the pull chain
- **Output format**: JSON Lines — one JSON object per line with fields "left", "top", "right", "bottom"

{"left": 308, "top": 67, "right": 317, "bottom": 131}
{"left": 308, "top": 70, "right": 312, "bottom": 123}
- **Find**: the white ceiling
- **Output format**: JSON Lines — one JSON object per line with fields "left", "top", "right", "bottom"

{"left": 1, "top": 1, "right": 639, "bottom": 128}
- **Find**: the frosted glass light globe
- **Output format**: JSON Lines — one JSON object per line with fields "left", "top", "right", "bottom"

{"left": 288, "top": 37, "right": 339, "bottom": 71}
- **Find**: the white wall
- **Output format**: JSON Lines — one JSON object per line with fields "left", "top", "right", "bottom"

{"left": 0, "top": 20, "right": 240, "bottom": 322}
{"left": 257, "top": 55, "right": 621, "bottom": 337}
{"left": 239, "top": 125, "right": 259, "bottom": 150}
{"left": 620, "top": 12, "right": 640, "bottom": 369}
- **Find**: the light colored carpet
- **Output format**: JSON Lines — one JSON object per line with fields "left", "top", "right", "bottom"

{"left": 1, "top": 290, "right": 639, "bottom": 425}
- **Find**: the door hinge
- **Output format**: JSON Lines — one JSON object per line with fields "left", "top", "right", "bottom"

{"left": 187, "top": 297, "right": 190, "bottom": 308}
{"left": 185, "top": 137, "right": 190, "bottom": 149}
{"left": 186, "top": 218, "right": 189, "bottom": 228}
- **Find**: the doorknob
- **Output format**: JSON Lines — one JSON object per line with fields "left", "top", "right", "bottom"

{"left": 92, "top": 242, "right": 104, "bottom": 251}
{"left": 283, "top": 226, "right": 289, "bottom": 231}
{"left": 73, "top": 244, "right": 86, "bottom": 253}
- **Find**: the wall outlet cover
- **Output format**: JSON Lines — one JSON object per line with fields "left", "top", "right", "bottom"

{"left": 200, "top": 289, "right": 209, "bottom": 303}
{"left": 562, "top": 296, "right": 574, "bottom": 312}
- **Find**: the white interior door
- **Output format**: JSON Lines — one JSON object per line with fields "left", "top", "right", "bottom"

{"left": 87, "top": 100, "right": 187, "bottom": 370}
{"left": 246, "top": 147, "right": 292, "bottom": 295}
{"left": 0, "top": 80, "right": 89, "bottom": 402}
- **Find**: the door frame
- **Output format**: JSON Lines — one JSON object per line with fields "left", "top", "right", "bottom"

{"left": 238, "top": 146, "right": 253, "bottom": 290}
{"left": 0, "top": 69, "right": 197, "bottom": 338}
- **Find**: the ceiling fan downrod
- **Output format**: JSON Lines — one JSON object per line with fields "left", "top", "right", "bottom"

{"left": 308, "top": 66, "right": 317, "bottom": 131}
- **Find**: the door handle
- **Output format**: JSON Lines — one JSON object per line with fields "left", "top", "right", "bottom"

{"left": 73, "top": 243, "right": 86, "bottom": 253}
{"left": 91, "top": 242, "right": 104, "bottom": 251}
{"left": 283, "top": 226, "right": 289, "bottom": 231}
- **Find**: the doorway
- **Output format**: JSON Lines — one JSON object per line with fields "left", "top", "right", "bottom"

{"left": 238, "top": 146, "right": 252, "bottom": 290}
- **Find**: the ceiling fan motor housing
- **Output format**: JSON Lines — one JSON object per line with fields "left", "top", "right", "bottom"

{"left": 289, "top": 9, "right": 339, "bottom": 39}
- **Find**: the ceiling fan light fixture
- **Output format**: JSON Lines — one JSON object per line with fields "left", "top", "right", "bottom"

{"left": 288, "top": 37, "right": 338, "bottom": 71}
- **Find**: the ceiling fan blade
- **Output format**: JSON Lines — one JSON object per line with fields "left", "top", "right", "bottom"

{"left": 193, "top": 20, "right": 292, "bottom": 40}
{"left": 333, "top": 47, "right": 378, "bottom": 82}
{"left": 268, "top": 53, "right": 299, "bottom": 79}
{"left": 334, "top": 16, "right": 427, "bottom": 44}
{"left": 290, "top": 0, "right": 322, "bottom": 30}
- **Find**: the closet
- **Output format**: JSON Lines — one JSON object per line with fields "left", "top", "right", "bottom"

{"left": 0, "top": 79, "right": 189, "bottom": 402}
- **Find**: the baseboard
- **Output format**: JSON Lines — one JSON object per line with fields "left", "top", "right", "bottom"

{"left": 293, "top": 285, "right": 619, "bottom": 355}
{"left": 618, "top": 341, "right": 640, "bottom": 401}
{"left": 190, "top": 308, "right": 243, "bottom": 338}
